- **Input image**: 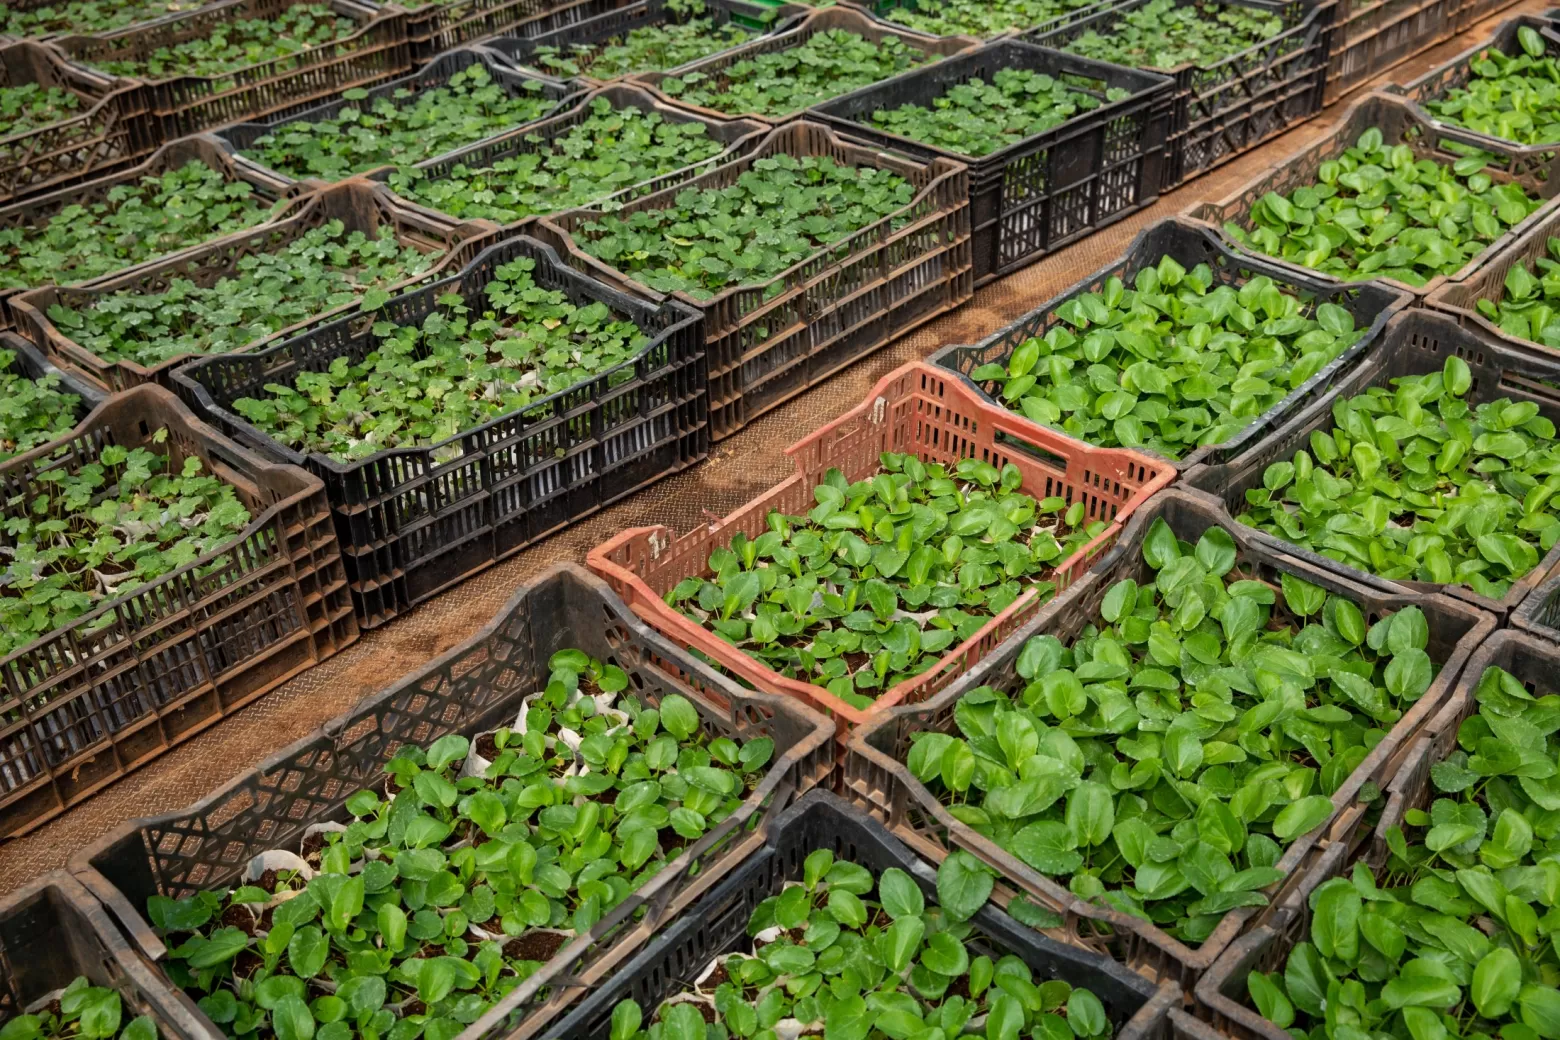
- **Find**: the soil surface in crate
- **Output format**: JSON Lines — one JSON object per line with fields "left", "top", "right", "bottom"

{"left": 0, "top": 0, "right": 1541, "bottom": 897}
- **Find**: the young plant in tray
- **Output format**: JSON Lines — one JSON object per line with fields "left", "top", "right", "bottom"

{"left": 872, "top": 0, "right": 1092, "bottom": 40}
{"left": 0, "top": 83, "right": 80, "bottom": 139}
{"left": 229, "top": 255, "right": 648, "bottom": 461}
{"left": 91, "top": 4, "right": 359, "bottom": 79}
{"left": 1245, "top": 664, "right": 1560, "bottom": 1040}
{"left": 1237, "top": 356, "right": 1560, "bottom": 600}
{"left": 1222, "top": 128, "right": 1545, "bottom": 289}
{"left": 865, "top": 68, "right": 1127, "bottom": 158}
{"left": 604, "top": 849, "right": 1117, "bottom": 1040}
{"left": 1472, "top": 236, "right": 1560, "bottom": 351}
{"left": 967, "top": 256, "right": 1366, "bottom": 460}
{"left": 148, "top": 651, "right": 777, "bottom": 1040}
{"left": 532, "top": 0, "right": 758, "bottom": 79}
{"left": 665, "top": 452, "right": 1106, "bottom": 711}
{"left": 904, "top": 519, "right": 1441, "bottom": 944}
{"left": 0, "top": 0, "right": 210, "bottom": 37}
{"left": 0, "top": 430, "right": 253, "bottom": 658}
{"left": 1423, "top": 25, "right": 1560, "bottom": 147}
{"left": 46, "top": 222, "right": 442, "bottom": 369}
{"left": 385, "top": 98, "right": 727, "bottom": 224}
{"left": 241, "top": 66, "right": 557, "bottom": 182}
{"left": 0, "top": 160, "right": 284, "bottom": 293}
{"left": 0, "top": 976, "right": 159, "bottom": 1040}
{"left": 1059, "top": 0, "right": 1283, "bottom": 71}
{"left": 657, "top": 29, "right": 928, "bottom": 118}
{"left": 0, "top": 346, "right": 82, "bottom": 462}
{"left": 571, "top": 153, "right": 914, "bottom": 301}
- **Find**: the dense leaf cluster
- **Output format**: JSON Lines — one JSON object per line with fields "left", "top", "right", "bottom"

{"left": 93, "top": 4, "right": 359, "bottom": 79}
{"left": 1474, "top": 236, "right": 1560, "bottom": 351}
{"left": 0, "top": 435, "right": 253, "bottom": 658}
{"left": 1060, "top": 0, "right": 1283, "bottom": 70}
{"left": 533, "top": 0, "right": 757, "bottom": 79}
{"left": 1239, "top": 357, "right": 1560, "bottom": 600}
{"left": 151, "top": 655, "right": 775, "bottom": 1040}
{"left": 0, "top": 977, "right": 158, "bottom": 1040}
{"left": 0, "top": 160, "right": 283, "bottom": 293}
{"left": 1247, "top": 664, "right": 1560, "bottom": 1040}
{"left": 866, "top": 68, "right": 1123, "bottom": 158}
{"left": 903, "top": 519, "right": 1437, "bottom": 943}
{"left": 0, "top": 347, "right": 82, "bottom": 462}
{"left": 1424, "top": 26, "right": 1560, "bottom": 146}
{"left": 386, "top": 98, "right": 726, "bottom": 224}
{"left": 0, "top": 0, "right": 210, "bottom": 36}
{"left": 658, "top": 29, "right": 928, "bottom": 117}
{"left": 667, "top": 452, "right": 1104, "bottom": 711}
{"left": 969, "top": 256, "right": 1365, "bottom": 460}
{"left": 1223, "top": 128, "right": 1544, "bottom": 288}
{"left": 242, "top": 66, "right": 557, "bottom": 181}
{"left": 0, "top": 83, "right": 80, "bottom": 139}
{"left": 604, "top": 849, "right": 1116, "bottom": 1040}
{"left": 870, "top": 0, "right": 1090, "bottom": 39}
{"left": 572, "top": 154, "right": 913, "bottom": 300}
{"left": 47, "top": 222, "right": 441, "bottom": 369}
{"left": 231, "top": 256, "right": 648, "bottom": 462}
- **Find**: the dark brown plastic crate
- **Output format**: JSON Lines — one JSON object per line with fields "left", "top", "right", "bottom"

{"left": 0, "top": 383, "right": 357, "bottom": 839}
{"left": 370, "top": 82, "right": 768, "bottom": 227}
{"left": 173, "top": 234, "right": 705, "bottom": 629}
{"left": 53, "top": 0, "right": 411, "bottom": 139}
{"left": 13, "top": 179, "right": 502, "bottom": 394}
{"left": 1029, "top": 0, "right": 1330, "bottom": 188}
{"left": 1186, "top": 91, "right": 1560, "bottom": 298}
{"left": 1183, "top": 309, "right": 1560, "bottom": 620}
{"left": 67, "top": 562, "right": 836, "bottom": 1040}
{"left": 0, "top": 40, "right": 158, "bottom": 204}
{"left": 1191, "top": 627, "right": 1538, "bottom": 1040}
{"left": 1321, "top": 0, "right": 1457, "bottom": 105}
{"left": 631, "top": 6, "right": 980, "bottom": 125}
{"left": 809, "top": 39, "right": 1173, "bottom": 286}
{"left": 842, "top": 0, "right": 1115, "bottom": 40}
{"left": 400, "top": 0, "right": 625, "bottom": 69}
{"left": 0, "top": 134, "right": 292, "bottom": 334}
{"left": 211, "top": 45, "right": 581, "bottom": 191}
{"left": 842, "top": 487, "right": 1494, "bottom": 988}
{"left": 538, "top": 119, "right": 974, "bottom": 441}
{"left": 931, "top": 217, "right": 1413, "bottom": 472}
{"left": 1456, "top": 0, "right": 1524, "bottom": 32}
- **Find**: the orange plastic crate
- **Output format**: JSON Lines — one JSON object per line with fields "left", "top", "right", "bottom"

{"left": 587, "top": 360, "right": 1175, "bottom": 744}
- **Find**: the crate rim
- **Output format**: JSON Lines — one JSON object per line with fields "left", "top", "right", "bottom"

{"left": 0, "top": 38, "right": 142, "bottom": 146}
{"left": 1, "top": 328, "right": 109, "bottom": 411}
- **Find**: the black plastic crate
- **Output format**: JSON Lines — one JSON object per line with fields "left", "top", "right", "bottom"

{"left": 542, "top": 790, "right": 1183, "bottom": 1040}
{"left": 1320, "top": 0, "right": 1456, "bottom": 105}
{"left": 810, "top": 40, "right": 1172, "bottom": 286}
{"left": 1029, "top": 0, "right": 1330, "bottom": 187}
{"left": 67, "top": 563, "right": 837, "bottom": 1040}
{"left": 401, "top": 0, "right": 626, "bottom": 69}
{"left": 930, "top": 217, "right": 1413, "bottom": 471}
{"left": 213, "top": 45, "right": 582, "bottom": 191}
{"left": 172, "top": 234, "right": 706, "bottom": 629}
{"left": 1184, "top": 308, "right": 1560, "bottom": 621}
{"left": 1, "top": 330, "right": 106, "bottom": 418}
{"left": 482, "top": 0, "right": 806, "bottom": 85}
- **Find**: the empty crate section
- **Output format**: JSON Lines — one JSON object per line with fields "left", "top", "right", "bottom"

{"left": 66, "top": 563, "right": 835, "bottom": 1040}
{"left": 0, "top": 40, "right": 155, "bottom": 205}
{"left": 52, "top": 0, "right": 410, "bottom": 139}
{"left": 632, "top": 6, "right": 978, "bottom": 124}
{"left": 214, "top": 46, "right": 581, "bottom": 190}
{"left": 483, "top": 0, "right": 806, "bottom": 85}
{"left": 810, "top": 38, "right": 1173, "bottom": 286}
{"left": 12, "top": 180, "right": 501, "bottom": 393}
{"left": 0, "top": 384, "right": 355, "bottom": 839}
{"left": 1030, "top": 0, "right": 1329, "bottom": 187}
{"left": 539, "top": 120, "right": 973, "bottom": 439}
{"left": 931, "top": 217, "right": 1412, "bottom": 471}
{"left": 1187, "top": 92, "right": 1560, "bottom": 297}
{"left": 1323, "top": 0, "right": 1459, "bottom": 104}
{"left": 587, "top": 359, "right": 1174, "bottom": 743}
{"left": 172, "top": 235, "right": 704, "bottom": 629}
{"left": 374, "top": 83, "right": 767, "bottom": 227}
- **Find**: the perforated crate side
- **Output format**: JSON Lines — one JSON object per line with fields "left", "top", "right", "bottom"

{"left": 931, "top": 216, "right": 1413, "bottom": 473}
{"left": 1028, "top": 0, "right": 1329, "bottom": 187}
{"left": 67, "top": 563, "right": 836, "bottom": 1040}
{"left": 1186, "top": 91, "right": 1560, "bottom": 298}
{"left": 1456, "top": 0, "right": 1525, "bottom": 32}
{"left": 538, "top": 119, "right": 974, "bottom": 440}
{"left": 841, "top": 0, "right": 1116, "bottom": 39}
{"left": 402, "top": 0, "right": 628, "bottom": 67}
{"left": 1183, "top": 309, "right": 1560, "bottom": 620}
{"left": 172, "top": 234, "right": 705, "bottom": 629}
{"left": 542, "top": 791, "right": 1183, "bottom": 1040}
{"left": 808, "top": 39, "right": 1173, "bottom": 287}
{"left": 1322, "top": 0, "right": 1458, "bottom": 104}
{"left": 840, "top": 486, "right": 1494, "bottom": 988}
{"left": 0, "top": 384, "right": 356, "bottom": 839}
{"left": 12, "top": 180, "right": 503, "bottom": 394}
